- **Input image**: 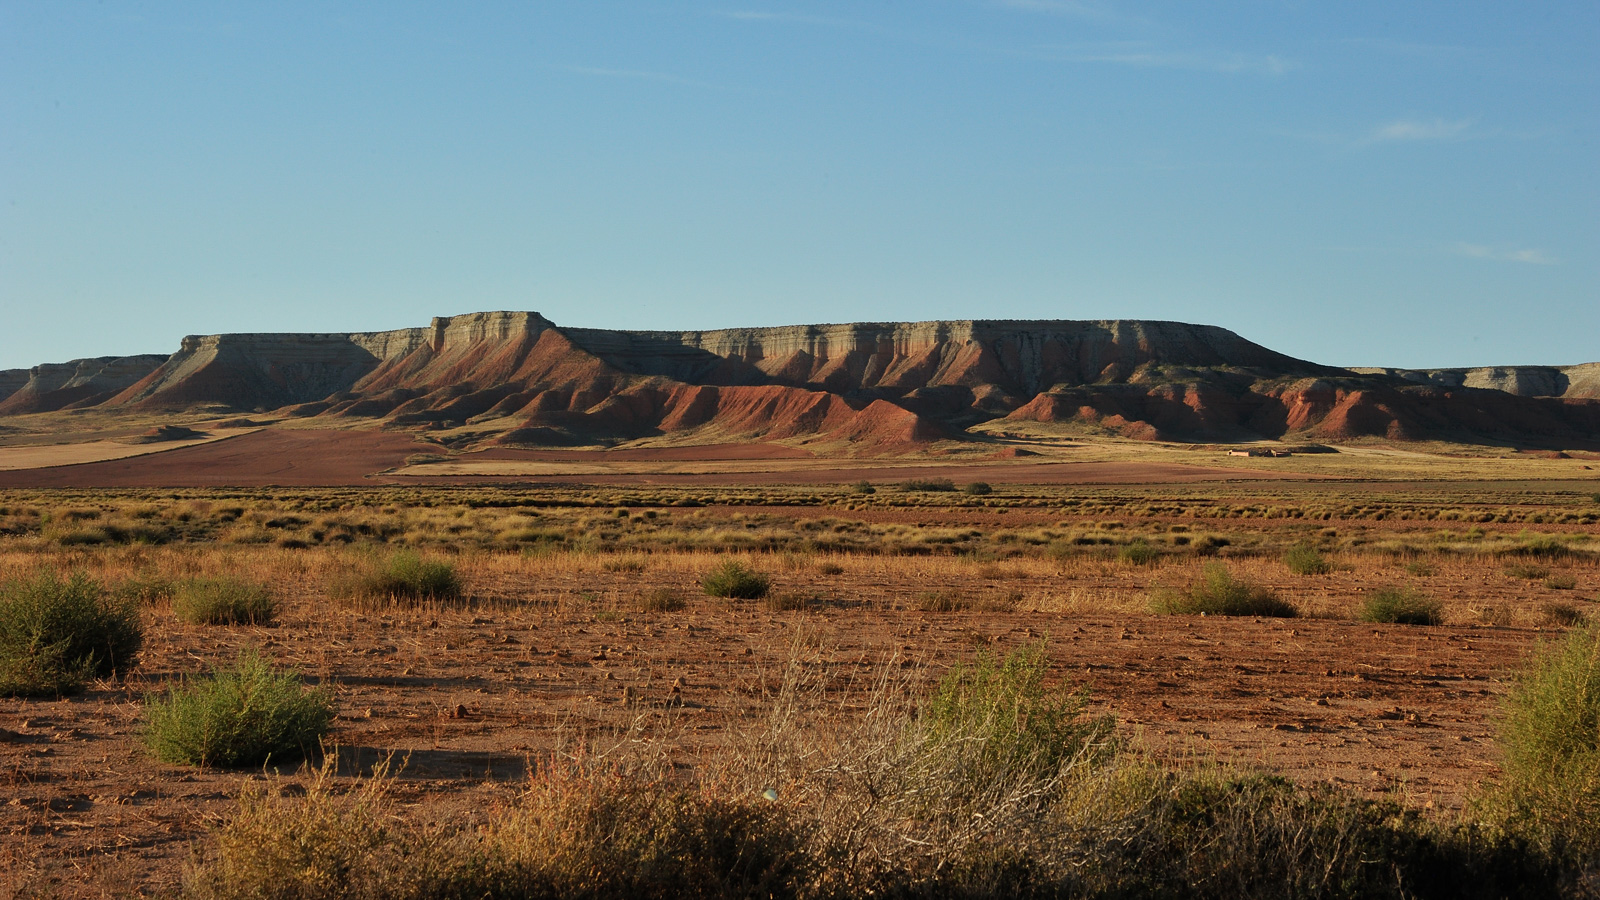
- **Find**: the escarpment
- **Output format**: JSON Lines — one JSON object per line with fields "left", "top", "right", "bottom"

{"left": 3, "top": 311, "right": 1597, "bottom": 451}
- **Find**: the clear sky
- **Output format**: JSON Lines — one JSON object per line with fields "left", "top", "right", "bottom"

{"left": 2, "top": 2, "right": 1595, "bottom": 371}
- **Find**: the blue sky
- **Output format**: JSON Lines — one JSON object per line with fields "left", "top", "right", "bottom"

{"left": 2, "top": 2, "right": 1595, "bottom": 371}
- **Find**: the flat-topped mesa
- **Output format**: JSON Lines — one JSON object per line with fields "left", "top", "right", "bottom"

{"left": 564, "top": 318, "right": 1335, "bottom": 400}
{"left": 1352, "top": 364, "right": 1600, "bottom": 400}
{"left": 0, "top": 355, "right": 169, "bottom": 414}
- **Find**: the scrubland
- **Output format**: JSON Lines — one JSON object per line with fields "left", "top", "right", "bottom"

{"left": 2, "top": 480, "right": 1599, "bottom": 897}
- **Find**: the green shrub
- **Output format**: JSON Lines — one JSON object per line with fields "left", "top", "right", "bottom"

{"left": 173, "top": 578, "right": 277, "bottom": 626}
{"left": 962, "top": 481, "right": 993, "bottom": 496}
{"left": 1118, "top": 539, "right": 1159, "bottom": 566}
{"left": 144, "top": 651, "right": 334, "bottom": 768}
{"left": 1503, "top": 535, "right": 1575, "bottom": 560}
{"left": 0, "top": 571, "right": 143, "bottom": 697}
{"left": 923, "top": 643, "right": 1111, "bottom": 792}
{"left": 1151, "top": 564, "right": 1297, "bottom": 618}
{"left": 1284, "top": 542, "right": 1332, "bottom": 575}
{"left": 899, "top": 478, "right": 955, "bottom": 492}
{"left": 1360, "top": 587, "right": 1442, "bottom": 626}
{"left": 1490, "top": 624, "right": 1600, "bottom": 853}
{"left": 332, "top": 551, "right": 462, "bottom": 607}
{"left": 700, "top": 560, "right": 770, "bottom": 600}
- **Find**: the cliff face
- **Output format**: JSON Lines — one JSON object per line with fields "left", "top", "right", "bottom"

{"left": 2, "top": 311, "right": 1596, "bottom": 451}
{"left": 1351, "top": 364, "right": 1600, "bottom": 400}
{"left": 0, "top": 355, "right": 168, "bottom": 414}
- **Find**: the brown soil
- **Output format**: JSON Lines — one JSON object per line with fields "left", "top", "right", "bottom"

{"left": 2, "top": 549, "right": 1575, "bottom": 897}
{"left": 0, "top": 430, "right": 438, "bottom": 488}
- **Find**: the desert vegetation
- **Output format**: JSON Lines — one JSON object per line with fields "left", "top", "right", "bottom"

{"left": 0, "top": 480, "right": 1597, "bottom": 895}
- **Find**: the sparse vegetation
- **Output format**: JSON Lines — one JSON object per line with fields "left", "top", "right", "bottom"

{"left": 1486, "top": 623, "right": 1600, "bottom": 855}
{"left": 0, "top": 570, "right": 143, "bottom": 697}
{"left": 1360, "top": 587, "right": 1442, "bottom": 626}
{"left": 700, "top": 559, "right": 771, "bottom": 600}
{"left": 1118, "top": 538, "right": 1159, "bottom": 566}
{"left": 1151, "top": 563, "right": 1297, "bottom": 618}
{"left": 331, "top": 550, "right": 462, "bottom": 607}
{"left": 1540, "top": 602, "right": 1585, "bottom": 628}
{"left": 635, "top": 587, "right": 686, "bottom": 613}
{"left": 899, "top": 478, "right": 956, "bottom": 492}
{"left": 1284, "top": 541, "right": 1332, "bottom": 575}
{"left": 915, "top": 589, "right": 1018, "bottom": 613}
{"left": 143, "top": 651, "right": 334, "bottom": 768}
{"left": 172, "top": 577, "right": 276, "bottom": 626}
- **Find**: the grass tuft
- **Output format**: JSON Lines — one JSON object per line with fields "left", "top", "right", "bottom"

{"left": 144, "top": 651, "right": 334, "bottom": 768}
{"left": 331, "top": 550, "right": 462, "bottom": 608}
{"left": 0, "top": 571, "right": 143, "bottom": 697}
{"left": 1360, "top": 587, "right": 1442, "bottom": 626}
{"left": 700, "top": 559, "right": 771, "bottom": 600}
{"left": 172, "top": 578, "right": 277, "bottom": 626}
{"left": 1151, "top": 563, "right": 1297, "bottom": 618}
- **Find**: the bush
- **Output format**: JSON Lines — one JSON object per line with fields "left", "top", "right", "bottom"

{"left": 700, "top": 560, "right": 770, "bottom": 600}
{"left": 173, "top": 578, "right": 277, "bottom": 626}
{"left": 113, "top": 574, "right": 176, "bottom": 605}
{"left": 1541, "top": 602, "right": 1585, "bottom": 628}
{"left": 144, "top": 651, "right": 335, "bottom": 768}
{"left": 850, "top": 480, "right": 876, "bottom": 495}
{"left": 635, "top": 587, "right": 686, "bottom": 613}
{"left": 1284, "top": 542, "right": 1332, "bottom": 575}
{"left": 766, "top": 591, "right": 817, "bottom": 612}
{"left": 923, "top": 643, "right": 1111, "bottom": 792}
{"left": 1118, "top": 539, "right": 1159, "bottom": 566}
{"left": 916, "top": 590, "right": 1018, "bottom": 613}
{"left": 1545, "top": 574, "right": 1577, "bottom": 591}
{"left": 1490, "top": 623, "right": 1600, "bottom": 853}
{"left": 332, "top": 551, "right": 462, "bottom": 607}
{"left": 1506, "top": 563, "right": 1551, "bottom": 580}
{"left": 0, "top": 571, "right": 143, "bottom": 697}
{"left": 1360, "top": 587, "right": 1442, "bottom": 626}
{"left": 962, "top": 481, "right": 993, "bottom": 496}
{"left": 899, "top": 478, "right": 955, "bottom": 492}
{"left": 1151, "top": 564, "right": 1297, "bottom": 618}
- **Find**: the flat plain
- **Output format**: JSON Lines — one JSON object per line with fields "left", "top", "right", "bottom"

{"left": 0, "top": 434, "right": 1598, "bottom": 896}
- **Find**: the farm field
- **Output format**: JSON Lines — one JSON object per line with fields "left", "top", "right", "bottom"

{"left": 2, "top": 469, "right": 1599, "bottom": 896}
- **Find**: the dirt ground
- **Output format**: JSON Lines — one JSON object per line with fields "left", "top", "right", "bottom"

{"left": 3, "top": 543, "right": 1592, "bottom": 898}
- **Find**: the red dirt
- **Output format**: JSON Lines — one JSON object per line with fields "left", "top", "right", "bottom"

{"left": 382, "top": 459, "right": 1311, "bottom": 487}
{"left": 0, "top": 560, "right": 1555, "bottom": 897}
{"left": 0, "top": 430, "right": 437, "bottom": 488}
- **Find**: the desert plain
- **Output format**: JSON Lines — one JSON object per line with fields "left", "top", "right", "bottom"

{"left": 0, "top": 414, "right": 1597, "bottom": 896}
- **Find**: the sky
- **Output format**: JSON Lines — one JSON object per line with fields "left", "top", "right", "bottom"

{"left": 2, "top": 1, "right": 1596, "bottom": 371}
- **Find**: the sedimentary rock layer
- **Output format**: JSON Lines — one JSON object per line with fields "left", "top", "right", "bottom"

{"left": 3, "top": 311, "right": 1597, "bottom": 450}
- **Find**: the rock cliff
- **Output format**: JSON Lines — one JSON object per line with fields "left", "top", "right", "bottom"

{"left": 2, "top": 311, "right": 1596, "bottom": 450}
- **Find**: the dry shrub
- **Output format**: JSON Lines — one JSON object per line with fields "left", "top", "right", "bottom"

{"left": 1540, "top": 602, "right": 1586, "bottom": 629}
{"left": 916, "top": 590, "right": 1019, "bottom": 613}
{"left": 330, "top": 550, "right": 462, "bottom": 608}
{"left": 172, "top": 577, "right": 277, "bottom": 626}
{"left": 1360, "top": 587, "right": 1442, "bottom": 626}
{"left": 1151, "top": 564, "right": 1297, "bottom": 618}
{"left": 635, "top": 587, "right": 687, "bottom": 613}
{"left": 1545, "top": 574, "right": 1578, "bottom": 591}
